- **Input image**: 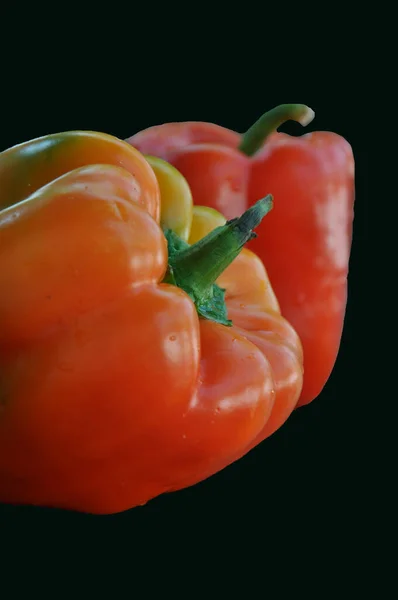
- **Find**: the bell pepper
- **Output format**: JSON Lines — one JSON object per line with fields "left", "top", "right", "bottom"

{"left": 0, "top": 132, "right": 303, "bottom": 514}
{"left": 127, "top": 105, "right": 355, "bottom": 406}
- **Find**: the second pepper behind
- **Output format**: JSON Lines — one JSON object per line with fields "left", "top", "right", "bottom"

{"left": 126, "top": 104, "right": 355, "bottom": 406}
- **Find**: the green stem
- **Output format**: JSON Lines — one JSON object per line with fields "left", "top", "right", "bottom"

{"left": 238, "top": 104, "right": 315, "bottom": 157}
{"left": 163, "top": 196, "right": 273, "bottom": 326}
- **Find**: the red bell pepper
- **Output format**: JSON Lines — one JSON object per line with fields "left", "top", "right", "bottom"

{"left": 127, "top": 105, "right": 355, "bottom": 406}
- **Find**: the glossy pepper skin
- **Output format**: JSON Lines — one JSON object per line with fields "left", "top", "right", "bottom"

{"left": 0, "top": 133, "right": 303, "bottom": 514}
{"left": 127, "top": 105, "right": 355, "bottom": 405}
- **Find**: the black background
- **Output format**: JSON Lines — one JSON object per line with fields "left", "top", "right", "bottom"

{"left": 0, "top": 19, "right": 374, "bottom": 582}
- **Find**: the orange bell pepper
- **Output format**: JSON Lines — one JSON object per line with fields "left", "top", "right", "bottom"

{"left": 0, "top": 132, "right": 303, "bottom": 514}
